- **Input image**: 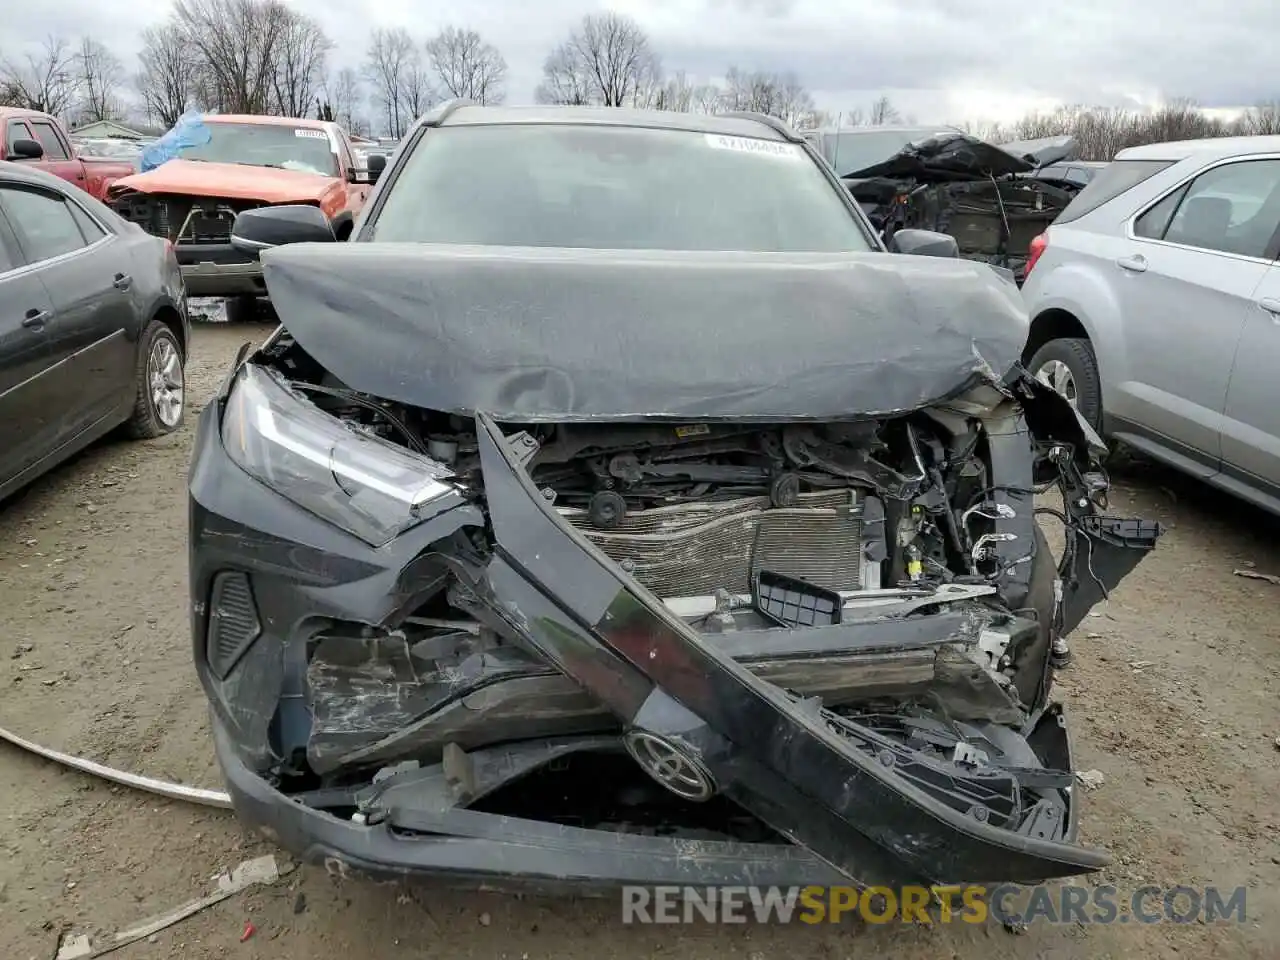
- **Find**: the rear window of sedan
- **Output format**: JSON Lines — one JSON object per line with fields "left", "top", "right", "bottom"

{"left": 367, "top": 123, "right": 874, "bottom": 253}
{"left": 1054, "top": 159, "right": 1176, "bottom": 223}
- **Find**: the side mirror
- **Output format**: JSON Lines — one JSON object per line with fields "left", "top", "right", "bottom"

{"left": 10, "top": 138, "right": 44, "bottom": 160}
{"left": 888, "top": 228, "right": 960, "bottom": 259}
{"left": 367, "top": 153, "right": 386, "bottom": 182}
{"left": 230, "top": 204, "right": 335, "bottom": 256}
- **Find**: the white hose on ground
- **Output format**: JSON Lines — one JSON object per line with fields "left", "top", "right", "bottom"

{"left": 0, "top": 722, "right": 232, "bottom": 809}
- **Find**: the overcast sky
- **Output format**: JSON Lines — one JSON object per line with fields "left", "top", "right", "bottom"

{"left": 6, "top": 0, "right": 1278, "bottom": 124}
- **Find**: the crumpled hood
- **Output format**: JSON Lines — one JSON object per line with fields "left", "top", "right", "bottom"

{"left": 845, "top": 133, "right": 1036, "bottom": 183}
{"left": 260, "top": 243, "right": 1031, "bottom": 422}
{"left": 108, "top": 158, "right": 337, "bottom": 203}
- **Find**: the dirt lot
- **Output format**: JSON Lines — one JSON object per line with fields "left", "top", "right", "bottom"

{"left": 1, "top": 321, "right": 1277, "bottom": 959}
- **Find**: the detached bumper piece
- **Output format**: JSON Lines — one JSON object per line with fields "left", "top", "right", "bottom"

{"left": 469, "top": 415, "right": 1108, "bottom": 886}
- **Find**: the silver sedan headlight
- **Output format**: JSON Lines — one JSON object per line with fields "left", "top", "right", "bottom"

{"left": 221, "top": 363, "right": 457, "bottom": 546}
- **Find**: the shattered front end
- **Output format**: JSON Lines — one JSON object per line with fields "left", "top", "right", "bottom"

{"left": 189, "top": 246, "right": 1161, "bottom": 891}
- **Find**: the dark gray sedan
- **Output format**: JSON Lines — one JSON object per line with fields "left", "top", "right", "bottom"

{"left": 0, "top": 161, "right": 189, "bottom": 501}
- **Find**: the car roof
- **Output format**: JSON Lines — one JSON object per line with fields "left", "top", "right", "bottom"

{"left": 0, "top": 107, "right": 54, "bottom": 121}
{"left": 426, "top": 103, "right": 797, "bottom": 141}
{"left": 806, "top": 124, "right": 963, "bottom": 136}
{"left": 1117, "top": 135, "right": 1280, "bottom": 162}
{"left": 0, "top": 159, "right": 74, "bottom": 190}
{"left": 204, "top": 114, "right": 331, "bottom": 130}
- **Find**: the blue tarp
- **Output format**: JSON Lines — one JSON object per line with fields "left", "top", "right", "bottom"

{"left": 140, "top": 112, "right": 212, "bottom": 172}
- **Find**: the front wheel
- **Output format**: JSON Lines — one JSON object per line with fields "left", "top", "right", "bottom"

{"left": 1027, "top": 337, "right": 1103, "bottom": 433}
{"left": 125, "top": 320, "right": 185, "bottom": 439}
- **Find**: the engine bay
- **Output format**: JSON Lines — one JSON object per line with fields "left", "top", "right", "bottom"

{"left": 262, "top": 328, "right": 1064, "bottom": 602}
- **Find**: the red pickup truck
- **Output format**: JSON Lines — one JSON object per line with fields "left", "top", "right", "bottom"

{"left": 0, "top": 107, "right": 136, "bottom": 200}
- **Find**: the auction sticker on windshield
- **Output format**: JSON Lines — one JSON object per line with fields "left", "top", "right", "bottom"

{"left": 704, "top": 134, "right": 803, "bottom": 160}
{"left": 295, "top": 129, "right": 328, "bottom": 139}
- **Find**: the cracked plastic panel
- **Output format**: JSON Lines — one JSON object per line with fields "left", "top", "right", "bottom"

{"left": 474, "top": 412, "right": 1114, "bottom": 885}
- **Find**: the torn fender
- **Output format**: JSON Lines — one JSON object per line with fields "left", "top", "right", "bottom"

{"left": 473, "top": 412, "right": 1111, "bottom": 886}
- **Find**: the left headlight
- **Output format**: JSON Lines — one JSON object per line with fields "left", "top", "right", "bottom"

{"left": 221, "top": 362, "right": 458, "bottom": 546}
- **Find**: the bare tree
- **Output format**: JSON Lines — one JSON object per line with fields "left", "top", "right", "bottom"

{"left": 799, "top": 108, "right": 833, "bottom": 129}
{"left": 270, "top": 9, "right": 332, "bottom": 117}
{"left": 425, "top": 26, "right": 507, "bottom": 104}
{"left": 835, "top": 107, "right": 866, "bottom": 127}
{"left": 536, "top": 12, "right": 661, "bottom": 107}
{"left": 535, "top": 45, "right": 593, "bottom": 105}
{"left": 720, "top": 67, "right": 815, "bottom": 127}
{"left": 1241, "top": 100, "right": 1280, "bottom": 136}
{"left": 136, "top": 23, "right": 194, "bottom": 127}
{"left": 868, "top": 95, "right": 901, "bottom": 125}
{"left": 328, "top": 67, "right": 363, "bottom": 133}
{"left": 363, "top": 27, "right": 421, "bottom": 137}
{"left": 0, "top": 35, "right": 77, "bottom": 115}
{"left": 651, "top": 71, "right": 694, "bottom": 111}
{"left": 73, "top": 38, "right": 125, "bottom": 122}
{"left": 977, "top": 99, "right": 1254, "bottom": 161}
{"left": 400, "top": 45, "right": 435, "bottom": 125}
{"left": 173, "top": 0, "right": 291, "bottom": 114}
{"left": 692, "top": 82, "right": 724, "bottom": 114}
{"left": 650, "top": 71, "right": 723, "bottom": 113}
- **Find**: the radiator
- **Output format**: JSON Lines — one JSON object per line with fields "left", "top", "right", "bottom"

{"left": 560, "top": 489, "right": 866, "bottom": 597}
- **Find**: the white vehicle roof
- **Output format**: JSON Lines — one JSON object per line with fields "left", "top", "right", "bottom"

{"left": 1117, "top": 135, "right": 1280, "bottom": 162}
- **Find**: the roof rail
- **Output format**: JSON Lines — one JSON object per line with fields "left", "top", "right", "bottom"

{"left": 718, "top": 111, "right": 804, "bottom": 143}
{"left": 422, "top": 99, "right": 477, "bottom": 128}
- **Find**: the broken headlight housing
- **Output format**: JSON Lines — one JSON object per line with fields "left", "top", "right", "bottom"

{"left": 220, "top": 363, "right": 456, "bottom": 546}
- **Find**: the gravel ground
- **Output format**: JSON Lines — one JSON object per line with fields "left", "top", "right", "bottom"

{"left": 1, "top": 321, "right": 1277, "bottom": 959}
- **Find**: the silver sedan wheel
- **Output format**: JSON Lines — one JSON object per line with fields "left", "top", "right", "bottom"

{"left": 1036, "top": 359, "right": 1078, "bottom": 407}
{"left": 149, "top": 337, "right": 184, "bottom": 428}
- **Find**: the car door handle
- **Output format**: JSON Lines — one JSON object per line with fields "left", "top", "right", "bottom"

{"left": 1116, "top": 254, "right": 1148, "bottom": 273}
{"left": 1258, "top": 297, "right": 1280, "bottom": 320}
{"left": 22, "top": 308, "right": 50, "bottom": 329}
{"left": 113, "top": 272, "right": 132, "bottom": 290}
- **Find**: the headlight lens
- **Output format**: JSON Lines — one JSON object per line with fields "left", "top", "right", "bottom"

{"left": 221, "top": 363, "right": 457, "bottom": 546}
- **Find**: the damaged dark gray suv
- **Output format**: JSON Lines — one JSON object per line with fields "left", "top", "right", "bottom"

{"left": 190, "top": 102, "right": 1161, "bottom": 893}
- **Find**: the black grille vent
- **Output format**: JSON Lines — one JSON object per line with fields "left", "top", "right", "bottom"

{"left": 206, "top": 571, "right": 261, "bottom": 679}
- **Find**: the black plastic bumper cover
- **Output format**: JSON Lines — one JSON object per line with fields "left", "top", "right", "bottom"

{"left": 469, "top": 414, "right": 1109, "bottom": 886}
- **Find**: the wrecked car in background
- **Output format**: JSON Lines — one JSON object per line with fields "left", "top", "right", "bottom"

{"left": 191, "top": 103, "right": 1161, "bottom": 893}
{"left": 1000, "top": 135, "right": 1109, "bottom": 192}
{"left": 810, "top": 127, "right": 1088, "bottom": 283}
{"left": 105, "top": 113, "right": 377, "bottom": 323}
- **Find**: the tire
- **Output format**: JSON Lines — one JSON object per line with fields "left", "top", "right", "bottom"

{"left": 224, "top": 294, "right": 260, "bottom": 324}
{"left": 125, "top": 320, "right": 185, "bottom": 440}
{"left": 1027, "top": 337, "right": 1103, "bottom": 433}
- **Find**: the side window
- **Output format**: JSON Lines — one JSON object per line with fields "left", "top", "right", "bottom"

{"left": 1134, "top": 185, "right": 1189, "bottom": 240}
{"left": 0, "top": 186, "right": 90, "bottom": 263}
{"left": 30, "top": 121, "right": 70, "bottom": 160}
{"left": 67, "top": 200, "right": 107, "bottom": 242}
{"left": 5, "top": 120, "right": 35, "bottom": 154}
{"left": 0, "top": 219, "right": 15, "bottom": 273}
{"left": 1055, "top": 160, "right": 1175, "bottom": 224}
{"left": 1161, "top": 159, "right": 1280, "bottom": 258}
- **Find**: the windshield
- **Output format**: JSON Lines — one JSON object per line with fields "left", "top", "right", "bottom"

{"left": 175, "top": 122, "right": 338, "bottom": 176}
{"left": 368, "top": 124, "right": 872, "bottom": 252}
{"left": 818, "top": 129, "right": 954, "bottom": 177}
